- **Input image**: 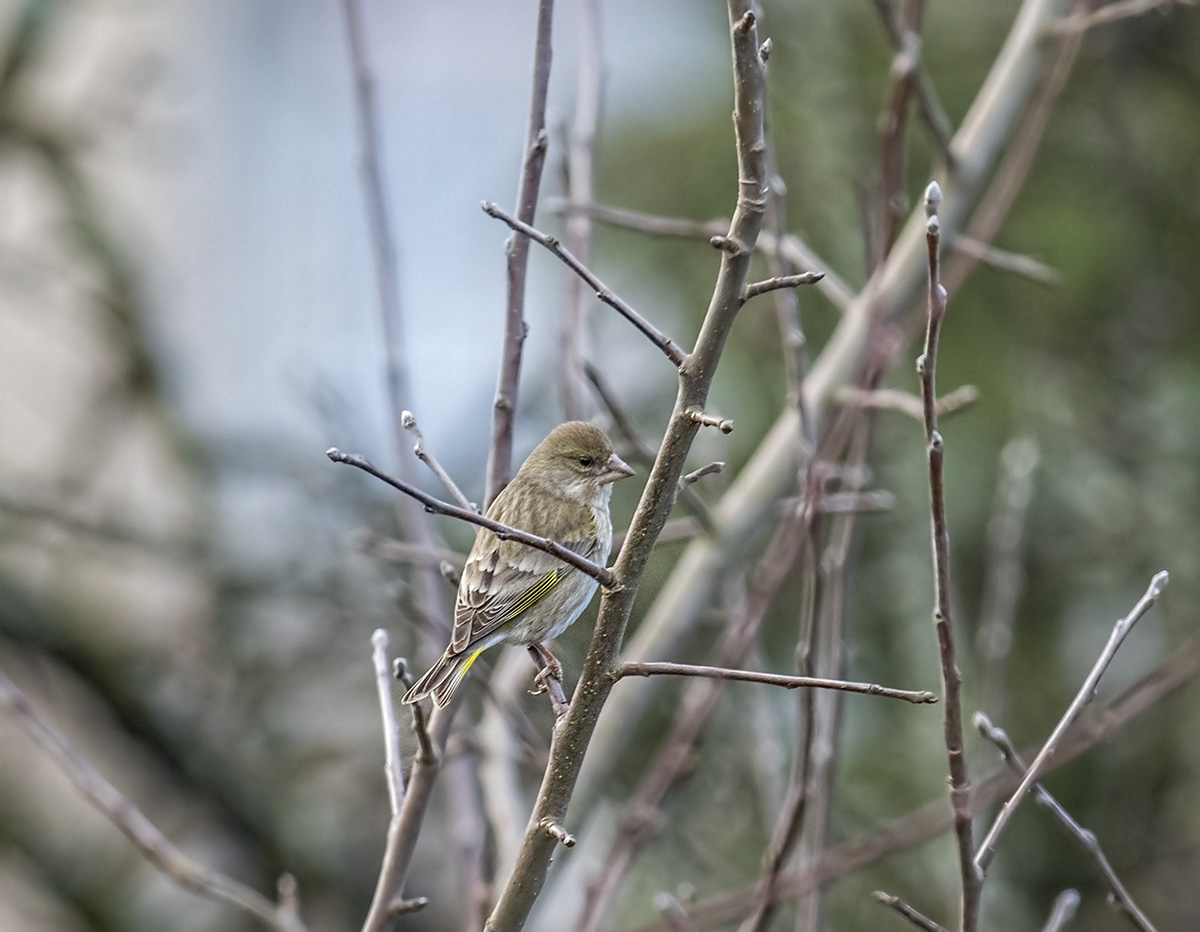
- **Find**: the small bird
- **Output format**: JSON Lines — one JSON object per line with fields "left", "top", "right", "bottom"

{"left": 402, "top": 421, "right": 634, "bottom": 710}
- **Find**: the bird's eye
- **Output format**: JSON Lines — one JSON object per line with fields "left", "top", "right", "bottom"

{"left": 578, "top": 455, "right": 595, "bottom": 468}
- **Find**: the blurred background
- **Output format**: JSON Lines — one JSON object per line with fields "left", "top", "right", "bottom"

{"left": 0, "top": 0, "right": 1198, "bottom": 930}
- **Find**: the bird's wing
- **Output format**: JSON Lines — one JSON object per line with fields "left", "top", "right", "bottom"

{"left": 449, "top": 491, "right": 599, "bottom": 654}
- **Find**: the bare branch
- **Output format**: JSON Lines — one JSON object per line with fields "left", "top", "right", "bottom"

{"left": 371, "top": 630, "right": 405, "bottom": 813}
{"left": 482, "top": 201, "right": 687, "bottom": 366}
{"left": 977, "top": 437, "right": 1039, "bottom": 719}
{"left": 401, "top": 410, "right": 477, "bottom": 512}
{"left": 872, "top": 891, "right": 949, "bottom": 932}
{"left": 975, "top": 713, "right": 1158, "bottom": 932}
{"left": 837, "top": 384, "right": 979, "bottom": 420}
{"left": 1048, "top": 0, "right": 1194, "bottom": 33}
{"left": 869, "top": 0, "right": 955, "bottom": 163}
{"left": 560, "top": 0, "right": 603, "bottom": 419}
{"left": 612, "top": 662, "right": 936, "bottom": 704}
{"left": 916, "top": 179, "right": 980, "bottom": 932}
{"left": 742, "top": 271, "right": 825, "bottom": 301}
{"left": 327, "top": 448, "right": 617, "bottom": 588}
{"left": 549, "top": 199, "right": 856, "bottom": 312}
{"left": 485, "top": 0, "right": 555, "bottom": 506}
{"left": 625, "top": 628, "right": 1200, "bottom": 932}
{"left": 483, "top": 6, "right": 771, "bottom": 928}
{"left": 1040, "top": 890, "right": 1080, "bottom": 932}
{"left": 394, "top": 658, "right": 436, "bottom": 765}
{"left": 974, "top": 571, "right": 1170, "bottom": 873}
{"left": 0, "top": 672, "right": 308, "bottom": 932}
{"left": 951, "top": 235, "right": 1060, "bottom": 286}
{"left": 575, "top": 0, "right": 1076, "bottom": 810}
{"left": 678, "top": 462, "right": 725, "bottom": 491}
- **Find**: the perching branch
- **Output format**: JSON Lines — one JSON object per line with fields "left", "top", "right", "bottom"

{"left": 916, "top": 179, "right": 979, "bottom": 932}
{"left": 612, "top": 662, "right": 937, "bottom": 704}
{"left": 975, "top": 713, "right": 1158, "bottom": 932}
{"left": 485, "top": 0, "right": 556, "bottom": 506}
{"left": 327, "top": 448, "right": 617, "bottom": 588}
{"left": 574, "top": 0, "right": 1076, "bottom": 812}
{"left": 483, "top": 7, "right": 771, "bottom": 929}
{"left": 482, "top": 201, "right": 687, "bottom": 366}
{"left": 973, "top": 570, "right": 1170, "bottom": 874}
{"left": 0, "top": 671, "right": 308, "bottom": 932}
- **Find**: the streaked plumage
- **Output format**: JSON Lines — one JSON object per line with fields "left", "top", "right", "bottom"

{"left": 402, "top": 422, "right": 633, "bottom": 708}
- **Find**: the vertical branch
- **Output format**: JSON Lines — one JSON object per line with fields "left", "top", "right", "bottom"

{"left": 341, "top": 6, "right": 487, "bottom": 926}
{"left": 916, "top": 180, "right": 979, "bottom": 932}
{"left": 483, "top": 6, "right": 769, "bottom": 930}
{"left": 976, "top": 437, "right": 1039, "bottom": 721}
{"left": 561, "top": 0, "right": 603, "bottom": 420}
{"left": 485, "top": 0, "right": 557, "bottom": 506}
{"left": 878, "top": 0, "right": 928, "bottom": 257}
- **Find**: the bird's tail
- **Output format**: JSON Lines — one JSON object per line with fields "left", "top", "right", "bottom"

{"left": 402, "top": 646, "right": 485, "bottom": 707}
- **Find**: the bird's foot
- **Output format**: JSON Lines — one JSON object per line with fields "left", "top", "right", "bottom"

{"left": 528, "top": 645, "right": 569, "bottom": 717}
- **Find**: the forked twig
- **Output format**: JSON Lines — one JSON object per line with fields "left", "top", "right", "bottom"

{"left": 974, "top": 571, "right": 1170, "bottom": 874}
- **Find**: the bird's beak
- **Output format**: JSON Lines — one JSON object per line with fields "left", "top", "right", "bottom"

{"left": 599, "top": 452, "right": 635, "bottom": 485}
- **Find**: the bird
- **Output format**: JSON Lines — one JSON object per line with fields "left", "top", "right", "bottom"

{"left": 402, "top": 421, "right": 634, "bottom": 711}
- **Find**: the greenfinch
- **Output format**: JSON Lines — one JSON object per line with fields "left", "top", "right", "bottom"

{"left": 402, "top": 421, "right": 634, "bottom": 708}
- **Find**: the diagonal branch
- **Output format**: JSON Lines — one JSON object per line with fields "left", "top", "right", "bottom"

{"left": 482, "top": 201, "right": 687, "bottom": 366}
{"left": 327, "top": 448, "right": 616, "bottom": 588}
{"left": 0, "top": 671, "right": 308, "bottom": 932}
{"left": 975, "top": 713, "right": 1158, "bottom": 932}
{"left": 973, "top": 570, "right": 1169, "bottom": 874}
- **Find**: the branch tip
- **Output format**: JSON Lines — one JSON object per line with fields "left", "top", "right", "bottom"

{"left": 924, "top": 180, "right": 943, "bottom": 216}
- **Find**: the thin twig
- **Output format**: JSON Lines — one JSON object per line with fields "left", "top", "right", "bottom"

{"left": 1048, "top": 0, "right": 1194, "bottom": 33}
{"left": 0, "top": 671, "right": 308, "bottom": 932}
{"left": 371, "top": 630, "right": 405, "bottom": 813}
{"left": 1040, "top": 890, "right": 1080, "bottom": 932}
{"left": 327, "top": 448, "right": 616, "bottom": 588}
{"left": 837, "top": 384, "right": 979, "bottom": 420}
{"left": 975, "top": 713, "right": 1157, "bottom": 932}
{"left": 401, "top": 410, "right": 477, "bottom": 512}
{"left": 868, "top": 0, "right": 955, "bottom": 164}
{"left": 623, "top": 627, "right": 1200, "bottom": 932}
{"left": 656, "top": 892, "right": 700, "bottom": 932}
{"left": 482, "top": 201, "right": 687, "bottom": 366}
{"left": 873, "top": 891, "right": 949, "bottom": 932}
{"left": 678, "top": 462, "right": 725, "bottom": 491}
{"left": 341, "top": 0, "right": 411, "bottom": 455}
{"left": 579, "top": 0, "right": 1076, "bottom": 807}
{"left": 742, "top": 271, "right": 825, "bottom": 301}
{"left": 549, "top": 199, "right": 856, "bottom": 312}
{"left": 973, "top": 570, "right": 1170, "bottom": 874}
{"left": 876, "top": 0, "right": 928, "bottom": 256}
{"left": 916, "top": 180, "right": 979, "bottom": 932}
{"left": 951, "top": 235, "right": 1060, "bottom": 286}
{"left": 977, "top": 437, "right": 1039, "bottom": 720}
{"left": 560, "top": 0, "right": 603, "bottom": 419}
{"left": 485, "top": 0, "right": 555, "bottom": 506}
{"left": 394, "top": 658, "right": 436, "bottom": 765}
{"left": 612, "top": 662, "right": 936, "bottom": 704}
